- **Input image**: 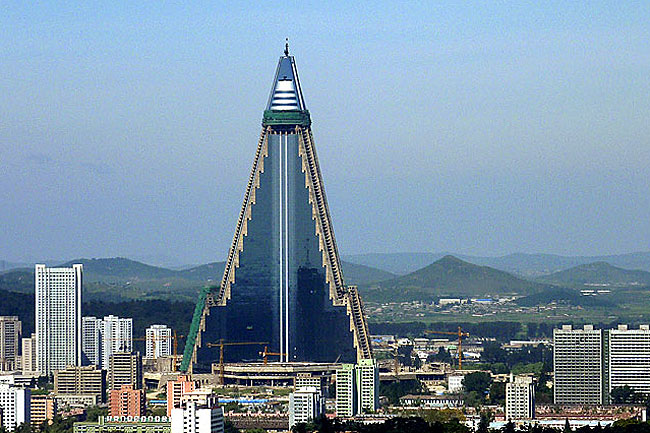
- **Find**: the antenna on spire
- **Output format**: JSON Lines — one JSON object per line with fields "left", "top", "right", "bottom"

{"left": 284, "top": 38, "right": 289, "bottom": 57}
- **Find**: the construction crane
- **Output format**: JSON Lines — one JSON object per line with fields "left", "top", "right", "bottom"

{"left": 206, "top": 340, "right": 268, "bottom": 384}
{"left": 259, "top": 346, "right": 287, "bottom": 364}
{"left": 424, "top": 326, "right": 470, "bottom": 369}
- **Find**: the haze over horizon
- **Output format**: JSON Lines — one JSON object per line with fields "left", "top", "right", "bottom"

{"left": 2, "top": 2, "right": 649, "bottom": 264}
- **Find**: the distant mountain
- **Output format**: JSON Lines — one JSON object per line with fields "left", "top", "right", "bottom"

{"left": 361, "top": 255, "right": 549, "bottom": 302}
{"left": 344, "top": 251, "right": 650, "bottom": 277}
{"left": 60, "top": 257, "right": 178, "bottom": 281}
{"left": 0, "top": 257, "right": 394, "bottom": 300}
{"left": 535, "top": 262, "right": 650, "bottom": 288}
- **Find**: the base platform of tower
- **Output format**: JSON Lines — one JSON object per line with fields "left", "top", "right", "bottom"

{"left": 181, "top": 50, "right": 372, "bottom": 373}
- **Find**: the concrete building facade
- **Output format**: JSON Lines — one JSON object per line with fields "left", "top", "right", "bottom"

{"left": 30, "top": 394, "right": 56, "bottom": 427}
{"left": 0, "top": 317, "right": 21, "bottom": 372}
{"left": 21, "top": 334, "right": 37, "bottom": 375}
{"left": 355, "top": 359, "right": 379, "bottom": 413}
{"left": 101, "top": 316, "right": 133, "bottom": 371}
{"left": 82, "top": 317, "right": 102, "bottom": 367}
{"left": 335, "top": 364, "right": 356, "bottom": 417}
{"left": 553, "top": 325, "right": 604, "bottom": 405}
{"left": 289, "top": 386, "right": 322, "bottom": 429}
{"left": 505, "top": 375, "right": 535, "bottom": 420}
{"left": 54, "top": 366, "right": 106, "bottom": 403}
{"left": 35, "top": 264, "right": 82, "bottom": 375}
{"left": 108, "top": 352, "right": 142, "bottom": 391}
{"left": 608, "top": 325, "right": 650, "bottom": 397}
{"left": 146, "top": 325, "right": 172, "bottom": 360}
{"left": 167, "top": 375, "right": 196, "bottom": 417}
{"left": 74, "top": 416, "right": 171, "bottom": 433}
{"left": 109, "top": 384, "right": 145, "bottom": 418}
{"left": 170, "top": 400, "right": 224, "bottom": 433}
{"left": 0, "top": 383, "right": 30, "bottom": 431}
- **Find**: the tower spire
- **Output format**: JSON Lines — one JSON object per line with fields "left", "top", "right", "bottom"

{"left": 284, "top": 38, "right": 289, "bottom": 57}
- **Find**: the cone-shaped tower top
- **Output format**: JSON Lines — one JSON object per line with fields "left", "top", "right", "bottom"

{"left": 266, "top": 43, "right": 306, "bottom": 112}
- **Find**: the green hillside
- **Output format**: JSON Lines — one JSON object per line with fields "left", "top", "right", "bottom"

{"left": 535, "top": 262, "right": 650, "bottom": 288}
{"left": 362, "top": 255, "right": 548, "bottom": 302}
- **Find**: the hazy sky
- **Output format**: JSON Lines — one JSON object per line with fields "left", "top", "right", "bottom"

{"left": 2, "top": 1, "right": 649, "bottom": 265}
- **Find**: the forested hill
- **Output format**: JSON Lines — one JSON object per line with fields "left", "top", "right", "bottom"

{"left": 0, "top": 289, "right": 194, "bottom": 347}
{"left": 535, "top": 262, "right": 650, "bottom": 288}
{"left": 362, "top": 255, "right": 549, "bottom": 302}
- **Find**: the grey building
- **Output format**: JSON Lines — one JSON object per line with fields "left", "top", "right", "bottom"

{"left": 553, "top": 325, "right": 604, "bottom": 405}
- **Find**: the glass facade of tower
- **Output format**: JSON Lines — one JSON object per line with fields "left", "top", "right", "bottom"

{"left": 194, "top": 131, "right": 355, "bottom": 370}
{"left": 190, "top": 54, "right": 361, "bottom": 372}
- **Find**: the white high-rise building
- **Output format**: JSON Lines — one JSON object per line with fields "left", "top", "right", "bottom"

{"left": 609, "top": 324, "right": 650, "bottom": 397}
{"left": 170, "top": 400, "right": 224, "bottom": 433}
{"left": 146, "top": 325, "right": 172, "bottom": 359}
{"left": 21, "top": 334, "right": 37, "bottom": 375}
{"left": 0, "top": 383, "right": 31, "bottom": 431}
{"left": 355, "top": 359, "right": 379, "bottom": 413}
{"left": 505, "top": 375, "right": 535, "bottom": 420}
{"left": 35, "top": 264, "right": 82, "bottom": 375}
{"left": 82, "top": 317, "right": 102, "bottom": 366}
{"left": 289, "top": 386, "right": 323, "bottom": 429}
{"left": 100, "top": 316, "right": 132, "bottom": 371}
{"left": 553, "top": 324, "right": 604, "bottom": 405}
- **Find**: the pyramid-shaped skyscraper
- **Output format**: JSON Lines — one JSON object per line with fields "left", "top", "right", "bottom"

{"left": 182, "top": 48, "right": 372, "bottom": 372}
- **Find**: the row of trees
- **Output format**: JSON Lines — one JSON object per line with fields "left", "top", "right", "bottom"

{"left": 290, "top": 416, "right": 650, "bottom": 433}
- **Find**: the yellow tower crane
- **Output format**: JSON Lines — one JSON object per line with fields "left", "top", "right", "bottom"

{"left": 205, "top": 340, "right": 268, "bottom": 384}
{"left": 424, "top": 326, "right": 470, "bottom": 369}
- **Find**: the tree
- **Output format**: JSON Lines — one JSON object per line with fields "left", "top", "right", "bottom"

{"left": 86, "top": 406, "right": 107, "bottom": 422}
{"left": 462, "top": 372, "right": 493, "bottom": 396}
{"left": 481, "top": 341, "right": 507, "bottom": 364}
{"left": 504, "top": 420, "right": 516, "bottom": 433}
{"left": 224, "top": 420, "right": 241, "bottom": 433}
{"left": 563, "top": 418, "right": 571, "bottom": 433}
{"left": 428, "top": 347, "right": 452, "bottom": 364}
{"left": 610, "top": 385, "right": 637, "bottom": 404}
{"left": 477, "top": 411, "right": 493, "bottom": 433}
{"left": 488, "top": 381, "right": 506, "bottom": 405}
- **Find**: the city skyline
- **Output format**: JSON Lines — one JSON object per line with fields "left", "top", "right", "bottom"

{"left": 1, "top": 2, "right": 649, "bottom": 264}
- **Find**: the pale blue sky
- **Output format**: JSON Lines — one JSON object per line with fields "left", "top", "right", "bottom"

{"left": 1, "top": 1, "right": 649, "bottom": 264}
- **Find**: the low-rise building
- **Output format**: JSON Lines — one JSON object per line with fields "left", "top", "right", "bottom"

{"left": 54, "top": 366, "right": 106, "bottom": 403}
{"left": 447, "top": 375, "right": 464, "bottom": 393}
{"left": 74, "top": 416, "right": 171, "bottom": 433}
{"left": 109, "top": 384, "right": 145, "bottom": 418}
{"left": 399, "top": 394, "right": 463, "bottom": 408}
{"left": 30, "top": 394, "right": 56, "bottom": 427}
